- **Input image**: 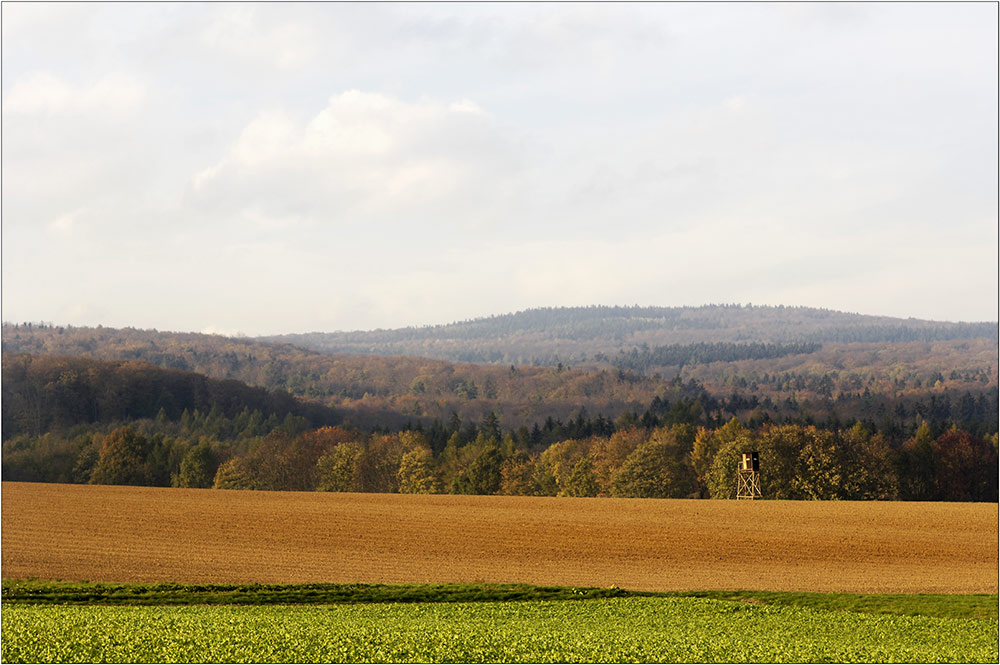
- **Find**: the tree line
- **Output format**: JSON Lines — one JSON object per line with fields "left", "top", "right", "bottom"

{"left": 4, "top": 350, "right": 996, "bottom": 479}
{"left": 3, "top": 347, "right": 996, "bottom": 502}
{"left": 4, "top": 416, "right": 995, "bottom": 502}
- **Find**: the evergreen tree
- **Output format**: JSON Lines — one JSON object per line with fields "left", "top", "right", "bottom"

{"left": 452, "top": 447, "right": 502, "bottom": 495}
{"left": 897, "top": 421, "right": 938, "bottom": 500}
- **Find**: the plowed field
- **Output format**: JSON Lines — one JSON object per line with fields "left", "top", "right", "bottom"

{"left": 2, "top": 482, "right": 996, "bottom": 593}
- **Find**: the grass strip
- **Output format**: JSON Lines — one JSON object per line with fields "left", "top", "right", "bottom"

{"left": 3, "top": 580, "right": 996, "bottom": 621}
{"left": 681, "top": 589, "right": 999, "bottom": 621}
{"left": 1, "top": 580, "right": 640, "bottom": 606}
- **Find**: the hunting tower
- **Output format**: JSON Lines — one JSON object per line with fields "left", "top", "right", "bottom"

{"left": 736, "top": 451, "right": 761, "bottom": 499}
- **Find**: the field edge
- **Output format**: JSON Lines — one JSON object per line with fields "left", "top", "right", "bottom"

{"left": 3, "top": 580, "right": 996, "bottom": 621}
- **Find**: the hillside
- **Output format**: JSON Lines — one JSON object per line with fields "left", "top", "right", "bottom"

{"left": 0, "top": 325, "right": 667, "bottom": 431}
{"left": 2, "top": 317, "right": 997, "bottom": 436}
{"left": 1, "top": 353, "right": 342, "bottom": 439}
{"left": 260, "top": 305, "right": 998, "bottom": 366}
{"left": 3, "top": 325, "right": 996, "bottom": 502}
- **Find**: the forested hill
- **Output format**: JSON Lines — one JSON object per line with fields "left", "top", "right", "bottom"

{"left": 3, "top": 312, "right": 996, "bottom": 437}
{"left": 3, "top": 326, "right": 997, "bottom": 500}
{"left": 0, "top": 325, "right": 670, "bottom": 431}
{"left": 2, "top": 353, "right": 342, "bottom": 439}
{"left": 261, "top": 305, "right": 998, "bottom": 366}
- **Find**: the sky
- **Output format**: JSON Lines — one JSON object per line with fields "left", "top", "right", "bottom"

{"left": 2, "top": 2, "right": 997, "bottom": 336}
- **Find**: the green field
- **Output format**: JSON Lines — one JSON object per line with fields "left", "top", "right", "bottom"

{"left": 3, "top": 589, "right": 997, "bottom": 663}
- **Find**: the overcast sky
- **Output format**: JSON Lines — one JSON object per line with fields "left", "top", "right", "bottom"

{"left": 2, "top": 2, "right": 997, "bottom": 335}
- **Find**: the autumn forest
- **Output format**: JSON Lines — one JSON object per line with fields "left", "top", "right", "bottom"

{"left": 3, "top": 305, "right": 997, "bottom": 501}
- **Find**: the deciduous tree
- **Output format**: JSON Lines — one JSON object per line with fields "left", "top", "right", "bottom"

{"left": 315, "top": 441, "right": 364, "bottom": 492}
{"left": 177, "top": 441, "right": 217, "bottom": 489}
{"left": 611, "top": 427, "right": 696, "bottom": 498}
{"left": 212, "top": 456, "right": 259, "bottom": 490}
{"left": 397, "top": 447, "right": 441, "bottom": 494}
{"left": 90, "top": 426, "right": 150, "bottom": 486}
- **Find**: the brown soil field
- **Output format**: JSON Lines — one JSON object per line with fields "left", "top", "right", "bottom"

{"left": 2, "top": 481, "right": 997, "bottom": 593}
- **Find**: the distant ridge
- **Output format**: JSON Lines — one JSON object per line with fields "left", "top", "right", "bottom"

{"left": 3, "top": 312, "right": 996, "bottom": 441}
{"left": 261, "top": 305, "right": 998, "bottom": 366}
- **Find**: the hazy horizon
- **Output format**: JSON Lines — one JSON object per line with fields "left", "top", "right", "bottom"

{"left": 3, "top": 301, "right": 997, "bottom": 339}
{"left": 3, "top": 3, "right": 997, "bottom": 336}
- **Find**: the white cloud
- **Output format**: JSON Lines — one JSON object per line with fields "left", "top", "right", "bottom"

{"left": 2, "top": 72, "right": 72, "bottom": 114}
{"left": 236, "top": 207, "right": 303, "bottom": 231}
{"left": 45, "top": 211, "right": 81, "bottom": 237}
{"left": 1, "top": 2, "right": 995, "bottom": 333}
{"left": 200, "top": 6, "right": 318, "bottom": 69}
{"left": 190, "top": 90, "right": 520, "bottom": 228}
{"left": 449, "top": 99, "right": 486, "bottom": 115}
{"left": 230, "top": 111, "right": 300, "bottom": 166}
{"left": 3, "top": 72, "right": 145, "bottom": 116}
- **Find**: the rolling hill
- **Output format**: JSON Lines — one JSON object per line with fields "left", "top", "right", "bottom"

{"left": 3, "top": 305, "right": 996, "bottom": 435}
{"left": 260, "top": 305, "right": 997, "bottom": 366}
{"left": 2, "top": 306, "right": 996, "bottom": 501}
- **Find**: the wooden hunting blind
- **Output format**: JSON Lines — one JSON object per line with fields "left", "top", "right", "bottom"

{"left": 736, "top": 451, "right": 761, "bottom": 499}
